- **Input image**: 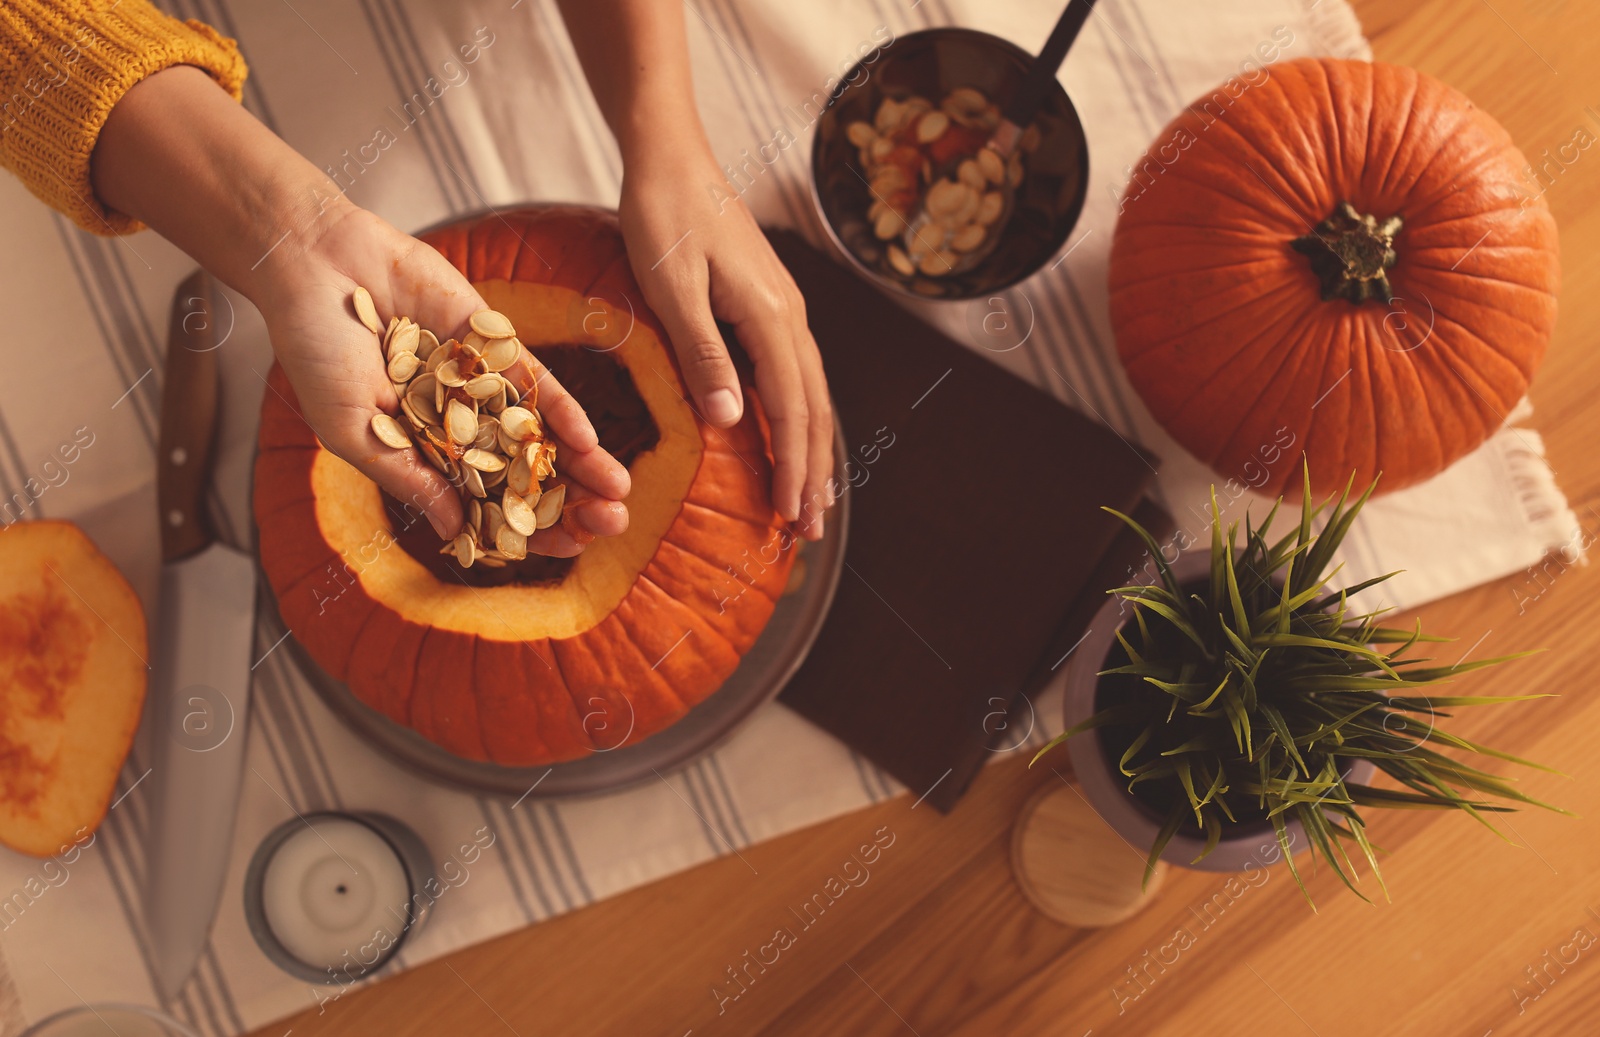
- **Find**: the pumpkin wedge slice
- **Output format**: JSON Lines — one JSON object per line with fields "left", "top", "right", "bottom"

{"left": 0, "top": 521, "right": 147, "bottom": 857}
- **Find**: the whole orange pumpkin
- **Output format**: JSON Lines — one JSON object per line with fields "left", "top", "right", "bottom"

{"left": 1109, "top": 58, "right": 1560, "bottom": 498}
{"left": 254, "top": 206, "right": 796, "bottom": 765}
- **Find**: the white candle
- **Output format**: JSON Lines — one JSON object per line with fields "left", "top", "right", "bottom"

{"left": 259, "top": 817, "right": 412, "bottom": 972}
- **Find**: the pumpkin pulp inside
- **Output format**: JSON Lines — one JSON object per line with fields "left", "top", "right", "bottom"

{"left": 382, "top": 343, "right": 661, "bottom": 588}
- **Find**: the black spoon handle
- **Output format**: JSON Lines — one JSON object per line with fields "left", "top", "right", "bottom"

{"left": 1007, "top": 0, "right": 1099, "bottom": 129}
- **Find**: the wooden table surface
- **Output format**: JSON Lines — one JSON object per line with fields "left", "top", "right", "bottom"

{"left": 252, "top": 2, "right": 1600, "bottom": 1034}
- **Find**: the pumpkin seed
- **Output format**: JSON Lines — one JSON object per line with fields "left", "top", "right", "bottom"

{"left": 958, "top": 159, "right": 985, "bottom": 191}
{"left": 501, "top": 489, "right": 538, "bottom": 535}
{"left": 495, "top": 524, "right": 528, "bottom": 561}
{"left": 950, "top": 223, "right": 987, "bottom": 252}
{"left": 387, "top": 321, "right": 420, "bottom": 360}
{"left": 467, "top": 498, "right": 482, "bottom": 533}
{"left": 944, "top": 185, "right": 981, "bottom": 227}
{"left": 977, "top": 147, "right": 1004, "bottom": 185}
{"left": 417, "top": 436, "right": 447, "bottom": 472}
{"left": 846, "top": 121, "right": 876, "bottom": 148}
{"left": 460, "top": 332, "right": 487, "bottom": 357}
{"left": 482, "top": 465, "right": 507, "bottom": 488}
{"left": 400, "top": 396, "right": 427, "bottom": 430}
{"left": 450, "top": 532, "right": 477, "bottom": 567}
{"left": 915, "top": 110, "right": 949, "bottom": 144}
{"left": 480, "top": 335, "right": 521, "bottom": 372}
{"left": 976, "top": 191, "right": 1004, "bottom": 225}
{"left": 415, "top": 328, "right": 440, "bottom": 361}
{"left": 437, "top": 358, "right": 468, "bottom": 388}
{"left": 924, "top": 179, "right": 968, "bottom": 220}
{"left": 499, "top": 406, "right": 539, "bottom": 442}
{"left": 482, "top": 501, "right": 505, "bottom": 545}
{"left": 387, "top": 350, "right": 422, "bottom": 383}
{"left": 465, "top": 373, "right": 504, "bottom": 401}
{"left": 370, "top": 413, "right": 411, "bottom": 449}
{"left": 470, "top": 309, "right": 517, "bottom": 339}
{"left": 943, "top": 87, "right": 987, "bottom": 117}
{"left": 887, "top": 244, "right": 915, "bottom": 277}
{"left": 473, "top": 414, "right": 499, "bottom": 451}
{"left": 874, "top": 98, "right": 904, "bottom": 134}
{"left": 475, "top": 555, "right": 508, "bottom": 569}
{"left": 918, "top": 248, "right": 956, "bottom": 276}
{"left": 445, "top": 398, "right": 477, "bottom": 446}
{"left": 352, "top": 287, "right": 382, "bottom": 334}
{"left": 408, "top": 390, "right": 441, "bottom": 428}
{"left": 463, "top": 448, "right": 506, "bottom": 473}
{"left": 460, "top": 463, "right": 487, "bottom": 498}
{"left": 532, "top": 483, "right": 566, "bottom": 530}
{"left": 872, "top": 164, "right": 910, "bottom": 194}
{"left": 507, "top": 453, "right": 533, "bottom": 495}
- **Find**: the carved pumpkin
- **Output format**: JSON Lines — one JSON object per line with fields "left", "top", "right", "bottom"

{"left": 254, "top": 206, "right": 796, "bottom": 765}
{"left": 0, "top": 520, "right": 147, "bottom": 856}
{"left": 1110, "top": 58, "right": 1560, "bottom": 497}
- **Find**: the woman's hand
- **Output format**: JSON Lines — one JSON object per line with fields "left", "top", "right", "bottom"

{"left": 554, "top": 0, "right": 838, "bottom": 541}
{"left": 257, "top": 202, "right": 630, "bottom": 551}
{"left": 93, "top": 66, "right": 627, "bottom": 555}
{"left": 618, "top": 145, "right": 835, "bottom": 540}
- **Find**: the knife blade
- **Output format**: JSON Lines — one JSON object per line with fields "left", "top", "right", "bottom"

{"left": 143, "top": 271, "right": 257, "bottom": 1002}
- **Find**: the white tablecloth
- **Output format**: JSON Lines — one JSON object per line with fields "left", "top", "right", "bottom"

{"left": 0, "top": 0, "right": 1578, "bottom": 1034}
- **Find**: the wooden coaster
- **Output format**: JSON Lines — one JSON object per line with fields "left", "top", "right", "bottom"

{"left": 1011, "top": 781, "right": 1167, "bottom": 927}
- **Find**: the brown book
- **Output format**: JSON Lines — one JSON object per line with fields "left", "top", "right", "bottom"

{"left": 766, "top": 231, "right": 1160, "bottom": 812}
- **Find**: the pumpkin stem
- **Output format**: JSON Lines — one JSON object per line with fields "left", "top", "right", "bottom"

{"left": 1290, "top": 202, "right": 1403, "bottom": 305}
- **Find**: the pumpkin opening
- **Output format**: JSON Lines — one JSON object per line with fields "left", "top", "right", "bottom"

{"left": 382, "top": 342, "right": 661, "bottom": 589}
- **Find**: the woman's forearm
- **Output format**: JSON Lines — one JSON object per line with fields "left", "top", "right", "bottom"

{"left": 90, "top": 65, "right": 349, "bottom": 303}
{"left": 554, "top": 0, "right": 710, "bottom": 166}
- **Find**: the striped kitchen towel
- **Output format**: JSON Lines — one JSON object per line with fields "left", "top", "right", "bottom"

{"left": 0, "top": 0, "right": 1577, "bottom": 1034}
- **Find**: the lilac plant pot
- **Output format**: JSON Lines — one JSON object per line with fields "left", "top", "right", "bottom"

{"left": 1061, "top": 552, "right": 1374, "bottom": 873}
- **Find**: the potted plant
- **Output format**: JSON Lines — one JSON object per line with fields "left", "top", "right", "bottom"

{"left": 1035, "top": 467, "right": 1560, "bottom": 904}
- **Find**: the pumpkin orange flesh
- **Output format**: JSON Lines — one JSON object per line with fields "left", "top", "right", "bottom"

{"left": 0, "top": 520, "right": 148, "bottom": 857}
{"left": 1109, "top": 58, "right": 1560, "bottom": 498}
{"left": 254, "top": 206, "right": 796, "bottom": 765}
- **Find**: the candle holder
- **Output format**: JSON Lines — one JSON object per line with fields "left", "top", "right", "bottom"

{"left": 19, "top": 1004, "right": 199, "bottom": 1037}
{"left": 242, "top": 811, "right": 433, "bottom": 985}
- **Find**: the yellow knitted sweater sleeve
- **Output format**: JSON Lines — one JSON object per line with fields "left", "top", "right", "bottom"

{"left": 0, "top": 0, "right": 248, "bottom": 235}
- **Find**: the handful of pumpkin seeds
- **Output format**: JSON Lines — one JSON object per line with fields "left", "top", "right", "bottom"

{"left": 354, "top": 286, "right": 565, "bottom": 569}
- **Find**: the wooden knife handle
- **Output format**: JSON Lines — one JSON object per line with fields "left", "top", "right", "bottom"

{"left": 158, "top": 271, "right": 221, "bottom": 563}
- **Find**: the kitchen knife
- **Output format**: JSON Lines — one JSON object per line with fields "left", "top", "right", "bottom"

{"left": 143, "top": 271, "right": 258, "bottom": 1001}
